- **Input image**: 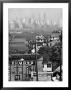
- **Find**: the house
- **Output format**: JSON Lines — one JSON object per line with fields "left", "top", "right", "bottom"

{"left": 31, "top": 48, "right": 35, "bottom": 54}
{"left": 36, "top": 35, "right": 44, "bottom": 43}
{"left": 43, "top": 61, "right": 52, "bottom": 72}
{"left": 31, "top": 35, "right": 47, "bottom": 54}
{"left": 48, "top": 33, "right": 60, "bottom": 47}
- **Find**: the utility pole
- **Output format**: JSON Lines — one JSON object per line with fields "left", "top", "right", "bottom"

{"left": 35, "top": 41, "right": 38, "bottom": 81}
{"left": 16, "top": 60, "right": 18, "bottom": 75}
{"left": 30, "top": 37, "right": 38, "bottom": 81}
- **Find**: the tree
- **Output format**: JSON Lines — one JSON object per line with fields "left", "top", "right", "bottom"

{"left": 38, "top": 45, "right": 52, "bottom": 63}
{"left": 50, "top": 29, "right": 62, "bottom": 62}
{"left": 51, "top": 41, "right": 62, "bottom": 80}
{"left": 51, "top": 42, "right": 62, "bottom": 62}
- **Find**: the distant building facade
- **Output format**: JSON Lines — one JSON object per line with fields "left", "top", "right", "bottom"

{"left": 48, "top": 31, "right": 61, "bottom": 47}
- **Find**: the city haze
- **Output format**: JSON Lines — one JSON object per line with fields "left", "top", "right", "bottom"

{"left": 8, "top": 8, "right": 62, "bottom": 26}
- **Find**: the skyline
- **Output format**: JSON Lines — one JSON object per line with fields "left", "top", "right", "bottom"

{"left": 8, "top": 8, "right": 62, "bottom": 26}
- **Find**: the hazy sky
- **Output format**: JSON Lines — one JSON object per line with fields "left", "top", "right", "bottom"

{"left": 8, "top": 8, "right": 62, "bottom": 24}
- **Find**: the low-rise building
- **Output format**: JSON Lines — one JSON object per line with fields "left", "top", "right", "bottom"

{"left": 48, "top": 33, "right": 60, "bottom": 47}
